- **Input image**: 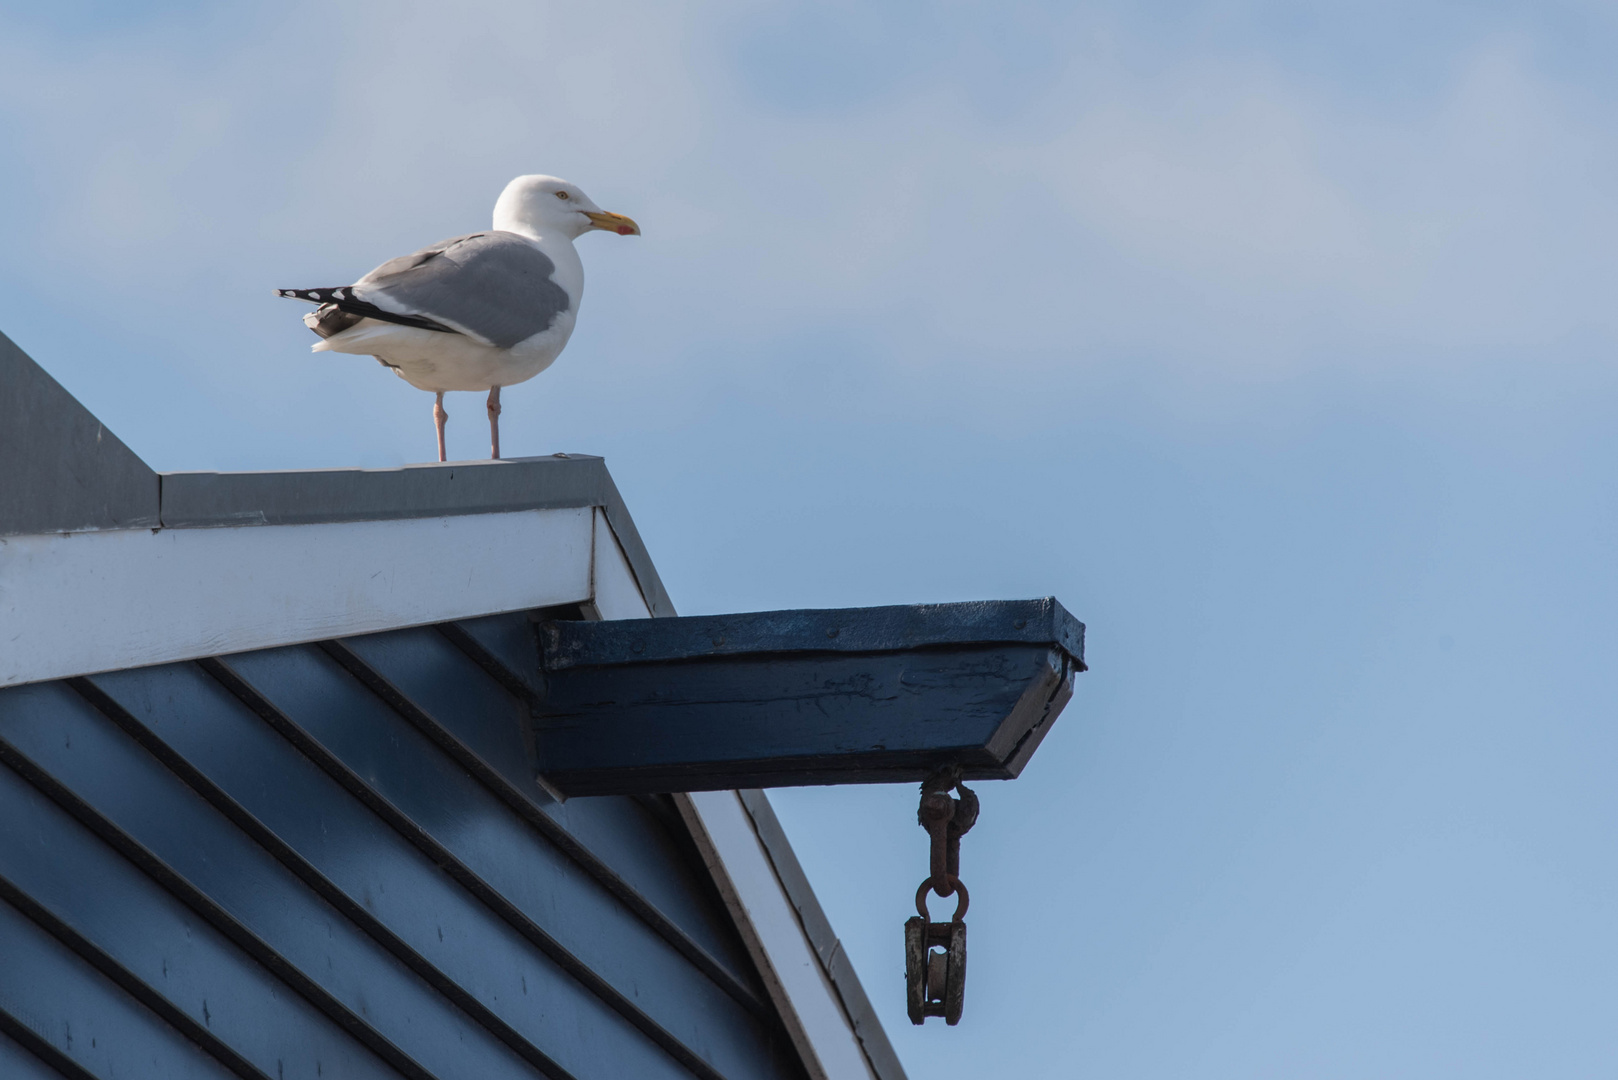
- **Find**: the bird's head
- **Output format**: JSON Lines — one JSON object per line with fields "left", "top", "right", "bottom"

{"left": 493, "top": 175, "right": 641, "bottom": 242}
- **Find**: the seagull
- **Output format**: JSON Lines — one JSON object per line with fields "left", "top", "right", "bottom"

{"left": 277, "top": 175, "right": 639, "bottom": 461}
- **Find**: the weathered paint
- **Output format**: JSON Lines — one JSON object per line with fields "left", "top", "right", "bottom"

{"left": 527, "top": 601, "right": 1084, "bottom": 794}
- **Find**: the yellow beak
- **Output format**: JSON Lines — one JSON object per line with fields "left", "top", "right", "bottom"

{"left": 583, "top": 210, "right": 641, "bottom": 236}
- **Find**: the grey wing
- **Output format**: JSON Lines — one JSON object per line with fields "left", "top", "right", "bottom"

{"left": 353, "top": 231, "right": 572, "bottom": 350}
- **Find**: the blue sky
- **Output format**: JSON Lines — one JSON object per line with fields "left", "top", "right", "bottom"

{"left": 3, "top": 1, "right": 1617, "bottom": 1075}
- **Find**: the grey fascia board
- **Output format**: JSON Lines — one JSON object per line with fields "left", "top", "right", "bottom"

{"left": 160, "top": 455, "right": 611, "bottom": 527}
{"left": 737, "top": 789, "right": 909, "bottom": 1080}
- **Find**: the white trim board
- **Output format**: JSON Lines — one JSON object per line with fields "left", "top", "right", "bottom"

{"left": 585, "top": 507, "right": 654, "bottom": 622}
{"left": 677, "top": 790, "right": 880, "bottom": 1080}
{"left": 0, "top": 507, "right": 594, "bottom": 687}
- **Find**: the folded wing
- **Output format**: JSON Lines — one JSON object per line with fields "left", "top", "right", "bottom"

{"left": 355, "top": 231, "right": 573, "bottom": 349}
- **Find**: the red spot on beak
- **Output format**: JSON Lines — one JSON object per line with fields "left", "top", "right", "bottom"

{"left": 617, "top": 225, "right": 634, "bottom": 235}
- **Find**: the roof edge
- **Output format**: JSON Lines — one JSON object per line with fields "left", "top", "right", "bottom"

{"left": 160, "top": 455, "right": 609, "bottom": 527}
{"left": 591, "top": 467, "right": 675, "bottom": 619}
{"left": 159, "top": 456, "right": 673, "bottom": 617}
{"left": 2, "top": 331, "right": 673, "bottom": 615}
{"left": 737, "top": 789, "right": 909, "bottom": 1080}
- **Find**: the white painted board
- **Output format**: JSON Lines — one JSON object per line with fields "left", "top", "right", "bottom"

{"left": 678, "top": 789, "right": 879, "bottom": 1080}
{"left": 0, "top": 507, "right": 593, "bottom": 687}
{"left": 587, "top": 507, "right": 655, "bottom": 621}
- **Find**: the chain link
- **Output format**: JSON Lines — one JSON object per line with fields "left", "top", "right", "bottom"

{"left": 916, "top": 765, "right": 978, "bottom": 900}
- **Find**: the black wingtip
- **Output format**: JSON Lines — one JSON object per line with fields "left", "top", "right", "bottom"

{"left": 277, "top": 286, "right": 357, "bottom": 305}
{"left": 277, "top": 287, "right": 328, "bottom": 304}
{"left": 273, "top": 286, "right": 456, "bottom": 335}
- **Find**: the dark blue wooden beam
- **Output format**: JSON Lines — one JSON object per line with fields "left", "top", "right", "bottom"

{"left": 531, "top": 599, "right": 1086, "bottom": 796}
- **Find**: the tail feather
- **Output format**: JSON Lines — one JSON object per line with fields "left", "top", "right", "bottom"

{"left": 274, "top": 285, "right": 456, "bottom": 335}
{"left": 304, "top": 303, "right": 363, "bottom": 339}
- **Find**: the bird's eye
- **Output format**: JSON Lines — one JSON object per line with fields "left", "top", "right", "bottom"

{"left": 555, "top": 191, "right": 570, "bottom": 200}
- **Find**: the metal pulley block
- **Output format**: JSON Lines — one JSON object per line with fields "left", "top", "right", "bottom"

{"left": 906, "top": 878, "right": 968, "bottom": 1025}
{"left": 906, "top": 767, "right": 978, "bottom": 1025}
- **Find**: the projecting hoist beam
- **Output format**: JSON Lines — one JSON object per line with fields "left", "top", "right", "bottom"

{"left": 506, "top": 598, "right": 1085, "bottom": 797}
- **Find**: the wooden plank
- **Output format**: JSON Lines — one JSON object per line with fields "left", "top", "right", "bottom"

{"left": 0, "top": 765, "right": 402, "bottom": 1080}
{"left": 0, "top": 507, "right": 593, "bottom": 689}
{"left": 0, "top": 1024, "right": 70, "bottom": 1080}
{"left": 541, "top": 597, "right": 1084, "bottom": 670}
{"left": 330, "top": 628, "right": 768, "bottom": 996}
{"left": 531, "top": 600, "right": 1085, "bottom": 795}
{"left": 0, "top": 678, "right": 565, "bottom": 1080}
{"left": 0, "top": 899, "right": 239, "bottom": 1080}
{"left": 85, "top": 663, "right": 688, "bottom": 1080}
{"left": 210, "top": 645, "right": 787, "bottom": 1080}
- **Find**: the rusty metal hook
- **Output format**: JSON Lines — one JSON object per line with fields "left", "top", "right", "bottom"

{"left": 917, "top": 768, "right": 978, "bottom": 898}
{"left": 918, "top": 791, "right": 955, "bottom": 896}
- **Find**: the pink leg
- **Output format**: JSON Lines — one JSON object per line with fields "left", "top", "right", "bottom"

{"left": 434, "top": 392, "right": 448, "bottom": 463}
{"left": 487, "top": 386, "right": 502, "bottom": 460}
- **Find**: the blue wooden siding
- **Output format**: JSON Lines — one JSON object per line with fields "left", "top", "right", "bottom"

{"left": 0, "top": 611, "right": 807, "bottom": 1080}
